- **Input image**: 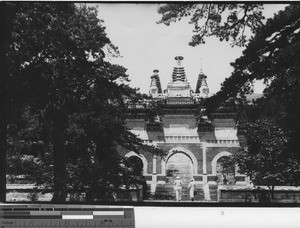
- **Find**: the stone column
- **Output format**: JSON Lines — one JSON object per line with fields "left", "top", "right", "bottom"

{"left": 235, "top": 164, "right": 239, "bottom": 176}
{"left": 202, "top": 143, "right": 208, "bottom": 183}
{"left": 152, "top": 155, "right": 157, "bottom": 174}
{"left": 151, "top": 155, "right": 157, "bottom": 194}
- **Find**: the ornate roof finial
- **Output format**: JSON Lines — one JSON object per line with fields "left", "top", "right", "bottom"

{"left": 150, "top": 69, "right": 162, "bottom": 94}
{"left": 175, "top": 56, "right": 184, "bottom": 66}
{"left": 172, "top": 56, "right": 186, "bottom": 82}
{"left": 195, "top": 58, "right": 210, "bottom": 97}
{"left": 199, "top": 57, "right": 204, "bottom": 74}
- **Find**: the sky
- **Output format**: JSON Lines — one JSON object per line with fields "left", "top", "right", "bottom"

{"left": 96, "top": 3, "right": 287, "bottom": 95}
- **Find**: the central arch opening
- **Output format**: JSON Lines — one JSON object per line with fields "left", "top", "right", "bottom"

{"left": 166, "top": 152, "right": 193, "bottom": 186}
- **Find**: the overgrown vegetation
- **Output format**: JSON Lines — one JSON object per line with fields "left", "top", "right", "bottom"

{"left": 1, "top": 2, "right": 164, "bottom": 202}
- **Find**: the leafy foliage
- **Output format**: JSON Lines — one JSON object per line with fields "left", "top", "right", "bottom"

{"left": 5, "top": 2, "right": 116, "bottom": 202}
{"left": 208, "top": 4, "right": 300, "bottom": 155}
{"left": 202, "top": 4, "right": 300, "bottom": 188}
{"left": 218, "top": 156, "right": 235, "bottom": 176}
{"left": 158, "top": 3, "right": 265, "bottom": 46}
{"left": 7, "top": 107, "right": 53, "bottom": 189}
{"left": 0, "top": 2, "right": 13, "bottom": 202}
{"left": 4, "top": 2, "right": 164, "bottom": 202}
{"left": 234, "top": 119, "right": 300, "bottom": 188}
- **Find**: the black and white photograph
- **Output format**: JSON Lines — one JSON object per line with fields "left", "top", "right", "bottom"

{"left": 0, "top": 1, "right": 300, "bottom": 228}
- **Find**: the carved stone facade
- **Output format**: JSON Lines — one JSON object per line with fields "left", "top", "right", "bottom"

{"left": 121, "top": 56, "right": 245, "bottom": 198}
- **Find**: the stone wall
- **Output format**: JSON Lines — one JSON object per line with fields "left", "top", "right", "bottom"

{"left": 124, "top": 111, "right": 241, "bottom": 187}
{"left": 162, "top": 115, "right": 196, "bottom": 129}
{"left": 218, "top": 186, "right": 300, "bottom": 203}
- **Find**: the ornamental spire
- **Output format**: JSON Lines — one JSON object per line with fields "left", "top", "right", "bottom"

{"left": 195, "top": 59, "right": 210, "bottom": 97}
{"left": 199, "top": 57, "right": 204, "bottom": 74}
{"left": 152, "top": 69, "right": 162, "bottom": 93}
{"left": 149, "top": 69, "right": 162, "bottom": 97}
{"left": 172, "top": 56, "right": 187, "bottom": 82}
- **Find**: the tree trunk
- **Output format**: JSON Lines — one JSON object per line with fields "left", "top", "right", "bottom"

{"left": 0, "top": 3, "right": 9, "bottom": 202}
{"left": 51, "top": 118, "right": 67, "bottom": 203}
{"left": 0, "top": 90, "right": 7, "bottom": 203}
{"left": 94, "top": 140, "right": 117, "bottom": 201}
{"left": 271, "top": 186, "right": 275, "bottom": 201}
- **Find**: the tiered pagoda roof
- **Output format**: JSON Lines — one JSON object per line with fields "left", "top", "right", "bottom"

{"left": 148, "top": 55, "right": 211, "bottom": 101}
{"left": 172, "top": 56, "right": 187, "bottom": 82}
{"left": 152, "top": 70, "right": 162, "bottom": 93}
{"left": 195, "top": 70, "right": 206, "bottom": 93}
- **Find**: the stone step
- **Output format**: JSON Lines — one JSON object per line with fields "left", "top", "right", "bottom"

{"left": 209, "top": 184, "right": 218, "bottom": 201}
{"left": 153, "top": 184, "right": 205, "bottom": 201}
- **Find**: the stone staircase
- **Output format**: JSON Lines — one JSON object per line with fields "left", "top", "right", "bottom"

{"left": 193, "top": 186, "right": 205, "bottom": 201}
{"left": 209, "top": 184, "right": 218, "bottom": 201}
{"left": 152, "top": 185, "right": 175, "bottom": 200}
{"left": 151, "top": 184, "right": 206, "bottom": 201}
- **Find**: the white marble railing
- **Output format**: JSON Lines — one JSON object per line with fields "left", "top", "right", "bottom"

{"left": 206, "top": 139, "right": 239, "bottom": 145}
{"left": 157, "top": 135, "right": 200, "bottom": 142}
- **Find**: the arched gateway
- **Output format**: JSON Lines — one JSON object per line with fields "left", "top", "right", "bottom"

{"left": 162, "top": 147, "right": 198, "bottom": 186}
{"left": 124, "top": 56, "right": 243, "bottom": 200}
{"left": 166, "top": 152, "right": 193, "bottom": 185}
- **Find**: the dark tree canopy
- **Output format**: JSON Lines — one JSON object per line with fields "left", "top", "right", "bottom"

{"left": 233, "top": 119, "right": 300, "bottom": 190}
{"left": 2, "top": 2, "right": 164, "bottom": 202}
{"left": 158, "top": 3, "right": 265, "bottom": 47}
{"left": 207, "top": 4, "right": 300, "bottom": 188}
{"left": 5, "top": 2, "right": 117, "bottom": 202}
{"left": 0, "top": 2, "right": 12, "bottom": 202}
{"left": 206, "top": 4, "right": 299, "bottom": 103}
{"left": 208, "top": 4, "right": 300, "bottom": 156}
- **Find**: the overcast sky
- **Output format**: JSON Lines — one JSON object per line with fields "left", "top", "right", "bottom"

{"left": 97, "top": 3, "right": 287, "bottom": 95}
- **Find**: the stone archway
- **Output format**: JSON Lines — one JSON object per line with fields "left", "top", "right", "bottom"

{"left": 211, "top": 151, "right": 236, "bottom": 184}
{"left": 162, "top": 147, "right": 198, "bottom": 175}
{"left": 211, "top": 151, "right": 233, "bottom": 176}
{"left": 166, "top": 152, "right": 193, "bottom": 186}
{"left": 162, "top": 147, "right": 197, "bottom": 186}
